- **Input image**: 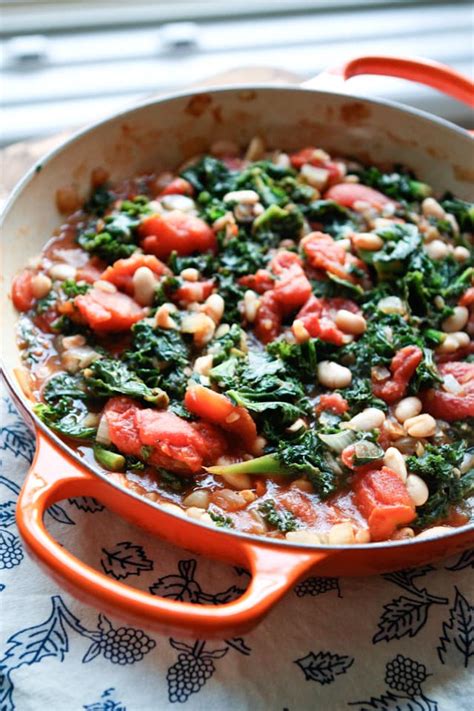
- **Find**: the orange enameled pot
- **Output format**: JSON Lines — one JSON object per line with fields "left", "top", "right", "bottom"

{"left": 1, "top": 55, "right": 474, "bottom": 639}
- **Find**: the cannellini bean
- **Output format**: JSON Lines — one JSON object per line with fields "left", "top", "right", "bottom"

{"left": 215, "top": 323, "right": 230, "bottom": 338}
{"left": 96, "top": 415, "right": 111, "bottom": 445}
{"left": 183, "top": 490, "right": 211, "bottom": 508}
{"left": 452, "top": 331, "right": 470, "bottom": 348}
{"left": 292, "top": 318, "right": 310, "bottom": 343}
{"left": 394, "top": 396, "right": 422, "bottom": 423}
{"left": 377, "top": 296, "right": 405, "bottom": 315}
{"left": 422, "top": 197, "right": 446, "bottom": 220}
{"left": 223, "top": 189, "right": 260, "bottom": 204}
{"left": 180, "top": 267, "right": 200, "bottom": 282}
{"left": 273, "top": 152, "right": 291, "bottom": 169}
{"left": 453, "top": 246, "right": 470, "bottom": 262}
{"left": 352, "top": 232, "right": 383, "bottom": 251}
{"left": 94, "top": 279, "right": 117, "bottom": 293}
{"left": 133, "top": 266, "right": 156, "bottom": 306}
{"left": 181, "top": 312, "right": 216, "bottom": 346}
{"left": 62, "top": 346, "right": 100, "bottom": 373}
{"left": 49, "top": 263, "right": 77, "bottom": 281}
{"left": 344, "top": 407, "right": 386, "bottom": 431}
{"left": 424, "top": 239, "right": 449, "bottom": 260}
{"left": 317, "top": 361, "right": 352, "bottom": 389}
{"left": 335, "top": 309, "right": 367, "bottom": 335}
{"left": 204, "top": 293, "right": 224, "bottom": 323}
{"left": 406, "top": 473, "right": 429, "bottom": 507}
{"left": 300, "top": 163, "right": 329, "bottom": 190}
{"left": 161, "top": 194, "right": 195, "bottom": 212}
{"left": 460, "top": 451, "right": 474, "bottom": 474}
{"left": 155, "top": 303, "right": 179, "bottom": 330}
{"left": 327, "top": 522, "right": 355, "bottom": 545}
{"left": 186, "top": 506, "right": 211, "bottom": 521}
{"left": 286, "top": 418, "right": 307, "bottom": 433}
{"left": 392, "top": 527, "right": 415, "bottom": 540}
{"left": 442, "top": 306, "right": 469, "bottom": 333}
{"left": 31, "top": 273, "right": 52, "bottom": 299}
{"left": 354, "top": 528, "right": 371, "bottom": 544}
{"left": 62, "top": 334, "right": 86, "bottom": 349}
{"left": 218, "top": 471, "right": 253, "bottom": 490}
{"left": 404, "top": 413, "right": 437, "bottom": 438}
{"left": 384, "top": 447, "right": 408, "bottom": 482}
{"left": 416, "top": 526, "right": 455, "bottom": 540}
{"left": 243, "top": 290, "right": 260, "bottom": 323}
{"left": 244, "top": 135, "right": 265, "bottom": 161}
{"left": 285, "top": 530, "right": 325, "bottom": 545}
{"left": 161, "top": 502, "right": 186, "bottom": 516}
{"left": 437, "top": 331, "right": 470, "bottom": 353}
{"left": 193, "top": 354, "right": 213, "bottom": 376}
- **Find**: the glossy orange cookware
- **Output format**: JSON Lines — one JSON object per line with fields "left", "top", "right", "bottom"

{"left": 1, "top": 55, "right": 473, "bottom": 639}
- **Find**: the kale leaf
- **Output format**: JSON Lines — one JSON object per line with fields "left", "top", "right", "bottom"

{"left": 84, "top": 358, "right": 168, "bottom": 405}
{"left": 34, "top": 398, "right": 96, "bottom": 440}
{"left": 441, "top": 197, "right": 474, "bottom": 232}
{"left": 258, "top": 499, "right": 298, "bottom": 532}
{"left": 44, "top": 373, "right": 88, "bottom": 403}
{"left": 356, "top": 165, "right": 431, "bottom": 202}
{"left": 302, "top": 199, "right": 358, "bottom": 237}
{"left": 278, "top": 429, "right": 344, "bottom": 499}
{"left": 407, "top": 444, "right": 473, "bottom": 529}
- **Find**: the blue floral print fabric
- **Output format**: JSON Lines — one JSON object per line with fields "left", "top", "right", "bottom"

{"left": 0, "top": 388, "right": 472, "bottom": 711}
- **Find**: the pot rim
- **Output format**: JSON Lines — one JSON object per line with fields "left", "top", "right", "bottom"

{"left": 2, "top": 81, "right": 473, "bottom": 553}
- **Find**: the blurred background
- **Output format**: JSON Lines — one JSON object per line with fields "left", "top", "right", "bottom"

{"left": 1, "top": 0, "right": 473, "bottom": 148}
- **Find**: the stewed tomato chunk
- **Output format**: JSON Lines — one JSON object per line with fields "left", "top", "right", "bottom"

{"left": 139, "top": 211, "right": 216, "bottom": 259}
{"left": 75, "top": 287, "right": 145, "bottom": 332}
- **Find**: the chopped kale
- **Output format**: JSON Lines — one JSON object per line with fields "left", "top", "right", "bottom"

{"left": 440, "top": 197, "right": 474, "bottom": 232}
{"left": 61, "top": 280, "right": 91, "bottom": 298}
{"left": 34, "top": 398, "right": 96, "bottom": 440}
{"left": 302, "top": 199, "right": 358, "bottom": 237}
{"left": 208, "top": 510, "right": 234, "bottom": 528}
{"left": 84, "top": 185, "right": 114, "bottom": 216}
{"left": 253, "top": 203, "right": 304, "bottom": 241}
{"left": 360, "top": 224, "right": 421, "bottom": 279}
{"left": 258, "top": 499, "right": 298, "bottom": 532}
{"left": 278, "top": 429, "right": 344, "bottom": 499}
{"left": 407, "top": 444, "right": 473, "bottom": 529}
{"left": 356, "top": 165, "right": 431, "bottom": 202}
{"left": 84, "top": 358, "right": 169, "bottom": 406}
{"left": 44, "top": 373, "right": 88, "bottom": 404}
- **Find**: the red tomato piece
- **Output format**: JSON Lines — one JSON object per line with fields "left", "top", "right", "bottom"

{"left": 459, "top": 288, "right": 474, "bottom": 308}
{"left": 277, "top": 489, "right": 318, "bottom": 526}
{"left": 422, "top": 361, "right": 474, "bottom": 421}
{"left": 101, "top": 253, "right": 170, "bottom": 294}
{"left": 301, "top": 231, "right": 356, "bottom": 283}
{"left": 75, "top": 287, "right": 145, "bottom": 332}
{"left": 184, "top": 383, "right": 257, "bottom": 450}
{"left": 254, "top": 290, "right": 282, "bottom": 344}
{"left": 239, "top": 269, "right": 274, "bottom": 294}
{"left": 159, "top": 177, "right": 194, "bottom": 197}
{"left": 273, "top": 264, "right": 312, "bottom": 312}
{"left": 289, "top": 147, "right": 343, "bottom": 184}
{"left": 173, "top": 279, "right": 215, "bottom": 304}
{"left": 294, "top": 295, "right": 360, "bottom": 345}
{"left": 316, "top": 393, "right": 349, "bottom": 415}
{"left": 372, "top": 345, "right": 423, "bottom": 405}
{"left": 104, "top": 397, "right": 142, "bottom": 457}
{"left": 12, "top": 270, "right": 35, "bottom": 312}
{"left": 324, "top": 183, "right": 396, "bottom": 209}
{"left": 353, "top": 466, "right": 416, "bottom": 541}
{"left": 270, "top": 250, "right": 302, "bottom": 274}
{"left": 139, "top": 210, "right": 216, "bottom": 259}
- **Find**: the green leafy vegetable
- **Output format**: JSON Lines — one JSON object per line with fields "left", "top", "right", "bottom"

{"left": 34, "top": 399, "right": 96, "bottom": 440}
{"left": 441, "top": 197, "right": 474, "bottom": 232}
{"left": 84, "top": 358, "right": 169, "bottom": 406}
{"left": 62, "top": 280, "right": 91, "bottom": 298}
{"left": 258, "top": 499, "right": 298, "bottom": 533}
{"left": 357, "top": 165, "right": 431, "bottom": 202}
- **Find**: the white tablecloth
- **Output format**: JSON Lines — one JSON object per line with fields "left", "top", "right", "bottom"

{"left": 1, "top": 386, "right": 472, "bottom": 711}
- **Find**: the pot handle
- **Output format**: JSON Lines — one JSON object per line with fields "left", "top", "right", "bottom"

{"left": 305, "top": 55, "right": 474, "bottom": 108}
{"left": 16, "top": 431, "right": 322, "bottom": 637}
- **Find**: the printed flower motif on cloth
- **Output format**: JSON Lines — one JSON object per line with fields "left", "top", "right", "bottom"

{"left": 0, "top": 388, "right": 473, "bottom": 710}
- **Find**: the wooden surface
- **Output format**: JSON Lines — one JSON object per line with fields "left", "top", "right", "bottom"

{"left": 0, "top": 66, "right": 301, "bottom": 204}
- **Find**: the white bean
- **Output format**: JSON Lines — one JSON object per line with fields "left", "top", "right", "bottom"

{"left": 133, "top": 266, "right": 156, "bottom": 306}
{"left": 394, "top": 397, "right": 422, "bottom": 423}
{"left": 422, "top": 197, "right": 446, "bottom": 220}
{"left": 183, "top": 490, "right": 211, "bottom": 508}
{"left": 317, "top": 361, "right": 352, "bottom": 389}
{"left": 204, "top": 293, "right": 224, "bottom": 323}
{"left": 452, "top": 331, "right": 470, "bottom": 348}
{"left": 406, "top": 474, "right": 429, "bottom": 507}
{"left": 224, "top": 189, "right": 260, "bottom": 204}
{"left": 155, "top": 303, "right": 179, "bottom": 330}
{"left": 186, "top": 506, "right": 210, "bottom": 521}
{"left": 352, "top": 232, "right": 383, "bottom": 251}
{"left": 193, "top": 354, "right": 213, "bottom": 376}
{"left": 49, "top": 263, "right": 77, "bottom": 281}
{"left": 180, "top": 267, "right": 200, "bottom": 282}
{"left": 424, "top": 239, "right": 448, "bottom": 260}
{"left": 300, "top": 163, "right": 329, "bottom": 191}
{"left": 96, "top": 415, "right": 111, "bottom": 445}
{"left": 377, "top": 296, "right": 405, "bottom": 315}
{"left": 327, "top": 522, "right": 355, "bottom": 545}
{"left": 453, "top": 246, "right": 470, "bottom": 262}
{"left": 292, "top": 319, "right": 310, "bottom": 343}
{"left": 442, "top": 306, "right": 469, "bottom": 333}
{"left": 335, "top": 309, "right": 367, "bottom": 335}
{"left": 31, "top": 273, "right": 52, "bottom": 299}
{"left": 243, "top": 290, "right": 260, "bottom": 323}
{"left": 94, "top": 279, "right": 116, "bottom": 293}
{"left": 62, "top": 346, "right": 100, "bottom": 373}
{"left": 345, "top": 407, "right": 386, "bottom": 431}
{"left": 436, "top": 334, "right": 461, "bottom": 354}
{"left": 218, "top": 471, "right": 253, "bottom": 490}
{"left": 383, "top": 447, "right": 408, "bottom": 482}
{"left": 285, "top": 530, "right": 325, "bottom": 545}
{"left": 416, "top": 526, "right": 455, "bottom": 540}
{"left": 404, "top": 414, "right": 436, "bottom": 438}
{"left": 161, "top": 194, "right": 195, "bottom": 212}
